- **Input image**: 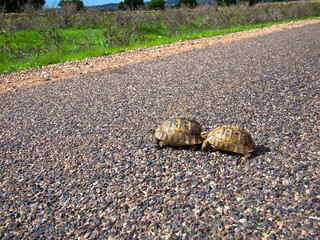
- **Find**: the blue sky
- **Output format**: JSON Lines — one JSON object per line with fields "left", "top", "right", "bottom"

{"left": 44, "top": 0, "right": 121, "bottom": 8}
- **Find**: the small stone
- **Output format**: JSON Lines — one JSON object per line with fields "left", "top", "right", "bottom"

{"left": 83, "top": 232, "right": 91, "bottom": 239}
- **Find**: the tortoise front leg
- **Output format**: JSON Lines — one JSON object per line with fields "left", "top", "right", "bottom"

{"left": 242, "top": 152, "right": 251, "bottom": 160}
{"left": 153, "top": 136, "right": 161, "bottom": 149}
{"left": 201, "top": 140, "right": 210, "bottom": 152}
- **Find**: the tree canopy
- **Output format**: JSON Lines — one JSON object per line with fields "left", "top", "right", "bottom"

{"left": 147, "top": 0, "right": 165, "bottom": 10}
{"left": 118, "top": 0, "right": 144, "bottom": 10}
{"left": 58, "top": 0, "right": 84, "bottom": 11}
{"left": 176, "top": 0, "right": 197, "bottom": 8}
{"left": 216, "top": 0, "right": 259, "bottom": 6}
{"left": 0, "top": 0, "right": 45, "bottom": 13}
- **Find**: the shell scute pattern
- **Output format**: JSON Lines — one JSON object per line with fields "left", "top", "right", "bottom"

{"left": 152, "top": 116, "right": 204, "bottom": 147}
{"left": 203, "top": 125, "right": 256, "bottom": 156}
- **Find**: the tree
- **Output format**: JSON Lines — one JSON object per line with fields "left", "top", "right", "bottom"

{"left": 58, "top": 0, "right": 84, "bottom": 11}
{"left": 176, "top": 0, "right": 197, "bottom": 8}
{"left": 118, "top": 1, "right": 126, "bottom": 10}
{"left": 0, "top": 0, "right": 45, "bottom": 13}
{"left": 147, "top": 0, "right": 165, "bottom": 10}
{"left": 248, "top": 0, "right": 259, "bottom": 6}
{"left": 118, "top": 0, "right": 144, "bottom": 10}
{"left": 216, "top": 0, "right": 258, "bottom": 6}
{"left": 216, "top": 0, "right": 235, "bottom": 5}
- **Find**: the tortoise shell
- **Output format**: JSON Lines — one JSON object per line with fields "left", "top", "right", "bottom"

{"left": 153, "top": 116, "right": 204, "bottom": 147}
{"left": 202, "top": 125, "right": 256, "bottom": 156}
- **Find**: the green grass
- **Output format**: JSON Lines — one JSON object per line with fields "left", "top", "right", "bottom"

{"left": 0, "top": 2, "right": 319, "bottom": 74}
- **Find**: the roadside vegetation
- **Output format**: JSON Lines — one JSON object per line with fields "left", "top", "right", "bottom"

{"left": 0, "top": 1, "right": 319, "bottom": 73}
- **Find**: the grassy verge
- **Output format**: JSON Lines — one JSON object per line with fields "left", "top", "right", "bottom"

{"left": 0, "top": 1, "right": 319, "bottom": 74}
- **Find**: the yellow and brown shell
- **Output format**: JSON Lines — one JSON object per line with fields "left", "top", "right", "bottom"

{"left": 153, "top": 116, "right": 204, "bottom": 147}
{"left": 203, "top": 125, "right": 256, "bottom": 156}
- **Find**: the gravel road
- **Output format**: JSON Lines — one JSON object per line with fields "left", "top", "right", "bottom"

{"left": 1, "top": 23, "right": 319, "bottom": 239}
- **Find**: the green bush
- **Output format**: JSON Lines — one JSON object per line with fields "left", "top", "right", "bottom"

{"left": 103, "top": 13, "right": 144, "bottom": 47}
{"left": 58, "top": 0, "right": 84, "bottom": 11}
{"left": 147, "top": 0, "right": 165, "bottom": 10}
{"left": 176, "top": 0, "right": 197, "bottom": 8}
{"left": 216, "top": 0, "right": 258, "bottom": 7}
{"left": 118, "top": 0, "right": 144, "bottom": 10}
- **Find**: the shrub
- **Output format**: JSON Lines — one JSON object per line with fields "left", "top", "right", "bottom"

{"left": 147, "top": 0, "right": 165, "bottom": 10}
{"left": 118, "top": 0, "right": 144, "bottom": 10}
{"left": 176, "top": 0, "right": 197, "bottom": 8}
{"left": 216, "top": 0, "right": 258, "bottom": 7}
{"left": 58, "top": 0, "right": 84, "bottom": 11}
{"left": 103, "top": 13, "right": 144, "bottom": 47}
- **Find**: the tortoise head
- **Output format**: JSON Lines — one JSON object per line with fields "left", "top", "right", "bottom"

{"left": 149, "top": 128, "right": 156, "bottom": 135}
{"left": 201, "top": 131, "right": 208, "bottom": 140}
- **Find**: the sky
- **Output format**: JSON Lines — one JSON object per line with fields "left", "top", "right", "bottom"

{"left": 44, "top": 0, "right": 121, "bottom": 8}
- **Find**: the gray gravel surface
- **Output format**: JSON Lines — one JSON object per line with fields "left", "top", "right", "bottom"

{"left": 1, "top": 23, "right": 319, "bottom": 239}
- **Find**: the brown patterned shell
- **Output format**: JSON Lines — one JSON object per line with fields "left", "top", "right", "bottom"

{"left": 206, "top": 125, "right": 256, "bottom": 155}
{"left": 154, "top": 116, "right": 203, "bottom": 146}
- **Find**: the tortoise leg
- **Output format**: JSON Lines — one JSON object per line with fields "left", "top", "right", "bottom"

{"left": 153, "top": 136, "right": 161, "bottom": 149}
{"left": 201, "top": 140, "right": 210, "bottom": 152}
{"left": 242, "top": 152, "right": 251, "bottom": 160}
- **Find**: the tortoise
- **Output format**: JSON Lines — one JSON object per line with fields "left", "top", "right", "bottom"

{"left": 149, "top": 116, "right": 205, "bottom": 149}
{"left": 201, "top": 125, "right": 256, "bottom": 157}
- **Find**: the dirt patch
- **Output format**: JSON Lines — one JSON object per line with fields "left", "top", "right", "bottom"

{"left": 1, "top": 18, "right": 319, "bottom": 93}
